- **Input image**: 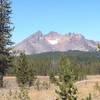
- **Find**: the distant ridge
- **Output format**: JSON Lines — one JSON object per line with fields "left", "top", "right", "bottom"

{"left": 14, "top": 31, "right": 98, "bottom": 55}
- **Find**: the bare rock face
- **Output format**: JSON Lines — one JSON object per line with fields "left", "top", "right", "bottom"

{"left": 14, "top": 31, "right": 98, "bottom": 54}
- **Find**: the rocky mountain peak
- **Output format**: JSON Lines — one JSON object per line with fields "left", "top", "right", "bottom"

{"left": 34, "top": 31, "right": 43, "bottom": 37}
{"left": 31, "top": 31, "right": 44, "bottom": 41}
{"left": 14, "top": 31, "right": 98, "bottom": 54}
{"left": 46, "top": 31, "right": 60, "bottom": 37}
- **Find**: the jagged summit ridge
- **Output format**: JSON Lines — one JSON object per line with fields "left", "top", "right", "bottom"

{"left": 15, "top": 31, "right": 97, "bottom": 54}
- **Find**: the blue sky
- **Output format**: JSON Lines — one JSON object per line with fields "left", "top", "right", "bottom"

{"left": 12, "top": 0, "right": 100, "bottom": 43}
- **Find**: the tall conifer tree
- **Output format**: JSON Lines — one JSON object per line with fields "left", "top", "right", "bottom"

{"left": 0, "top": 0, "right": 13, "bottom": 87}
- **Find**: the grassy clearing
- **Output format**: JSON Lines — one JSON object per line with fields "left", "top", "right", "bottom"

{"left": 0, "top": 75, "right": 100, "bottom": 100}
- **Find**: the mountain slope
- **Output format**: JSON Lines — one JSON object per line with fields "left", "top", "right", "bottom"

{"left": 14, "top": 31, "right": 98, "bottom": 54}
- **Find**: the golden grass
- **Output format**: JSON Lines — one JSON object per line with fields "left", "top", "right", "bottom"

{"left": 0, "top": 75, "right": 100, "bottom": 100}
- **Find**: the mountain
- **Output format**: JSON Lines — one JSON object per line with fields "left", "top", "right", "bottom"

{"left": 14, "top": 31, "right": 98, "bottom": 55}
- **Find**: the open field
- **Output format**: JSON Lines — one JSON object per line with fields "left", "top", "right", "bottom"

{"left": 0, "top": 75, "right": 100, "bottom": 100}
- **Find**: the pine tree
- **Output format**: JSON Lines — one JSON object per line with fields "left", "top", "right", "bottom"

{"left": 0, "top": 0, "right": 13, "bottom": 87}
{"left": 14, "top": 53, "right": 36, "bottom": 87}
{"left": 56, "top": 56, "right": 77, "bottom": 100}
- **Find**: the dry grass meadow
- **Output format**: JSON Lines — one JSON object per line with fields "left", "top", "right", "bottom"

{"left": 0, "top": 75, "right": 100, "bottom": 100}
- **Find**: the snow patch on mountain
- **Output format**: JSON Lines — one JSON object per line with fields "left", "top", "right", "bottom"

{"left": 47, "top": 39, "right": 59, "bottom": 45}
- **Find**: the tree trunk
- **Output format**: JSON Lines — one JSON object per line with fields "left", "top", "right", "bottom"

{"left": 0, "top": 73, "right": 3, "bottom": 87}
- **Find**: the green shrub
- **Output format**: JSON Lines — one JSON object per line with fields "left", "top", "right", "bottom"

{"left": 14, "top": 53, "right": 36, "bottom": 87}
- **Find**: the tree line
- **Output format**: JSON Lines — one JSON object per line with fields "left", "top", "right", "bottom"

{"left": 7, "top": 51, "right": 100, "bottom": 77}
